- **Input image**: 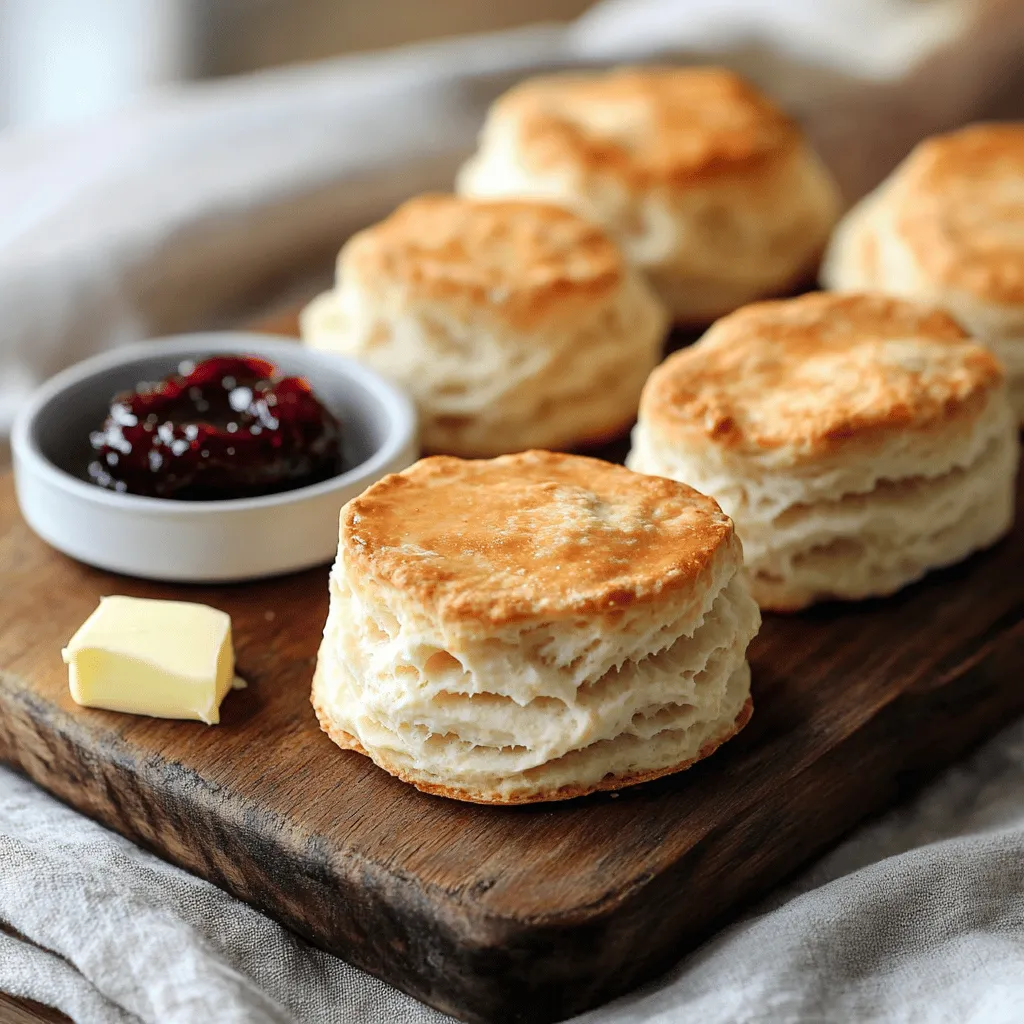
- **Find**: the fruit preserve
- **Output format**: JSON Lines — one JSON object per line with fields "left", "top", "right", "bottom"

{"left": 87, "top": 355, "right": 345, "bottom": 500}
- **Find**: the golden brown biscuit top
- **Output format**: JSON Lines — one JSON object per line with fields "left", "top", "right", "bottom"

{"left": 342, "top": 450, "right": 736, "bottom": 627}
{"left": 640, "top": 293, "right": 1003, "bottom": 458}
{"left": 892, "top": 124, "right": 1024, "bottom": 306}
{"left": 492, "top": 66, "right": 800, "bottom": 190}
{"left": 340, "top": 194, "right": 623, "bottom": 329}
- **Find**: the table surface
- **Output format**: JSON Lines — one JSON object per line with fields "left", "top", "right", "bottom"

{"left": 0, "top": 993, "right": 69, "bottom": 1024}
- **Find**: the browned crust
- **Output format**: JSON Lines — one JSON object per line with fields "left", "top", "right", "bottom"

{"left": 340, "top": 450, "right": 738, "bottom": 628}
{"left": 312, "top": 694, "right": 754, "bottom": 805}
{"left": 339, "top": 194, "right": 624, "bottom": 331}
{"left": 893, "top": 123, "right": 1024, "bottom": 307}
{"left": 639, "top": 292, "right": 1003, "bottom": 459}
{"left": 495, "top": 66, "right": 800, "bottom": 191}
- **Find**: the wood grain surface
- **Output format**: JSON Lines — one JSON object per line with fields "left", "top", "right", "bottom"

{"left": 0, "top": 995, "right": 70, "bottom": 1024}
{"left": 2, "top": 315, "right": 1024, "bottom": 1022}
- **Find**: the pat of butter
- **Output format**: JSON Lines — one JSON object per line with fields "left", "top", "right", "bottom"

{"left": 61, "top": 595, "right": 238, "bottom": 725}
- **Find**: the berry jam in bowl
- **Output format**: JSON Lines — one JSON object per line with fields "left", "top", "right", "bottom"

{"left": 11, "top": 333, "right": 418, "bottom": 582}
{"left": 87, "top": 354, "right": 347, "bottom": 501}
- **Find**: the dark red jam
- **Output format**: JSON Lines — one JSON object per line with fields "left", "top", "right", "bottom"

{"left": 88, "top": 355, "right": 345, "bottom": 500}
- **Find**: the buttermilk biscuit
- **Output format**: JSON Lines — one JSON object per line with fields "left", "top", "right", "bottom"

{"left": 312, "top": 450, "right": 760, "bottom": 804}
{"left": 628, "top": 293, "right": 1018, "bottom": 611}
{"left": 456, "top": 66, "right": 840, "bottom": 325}
{"left": 300, "top": 194, "right": 666, "bottom": 457}
{"left": 822, "top": 123, "right": 1024, "bottom": 420}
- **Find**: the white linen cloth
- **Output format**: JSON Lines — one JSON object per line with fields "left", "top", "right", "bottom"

{"left": 3, "top": 2, "right": 1024, "bottom": 1021}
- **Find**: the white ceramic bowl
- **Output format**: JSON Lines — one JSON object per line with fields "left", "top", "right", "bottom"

{"left": 11, "top": 333, "right": 418, "bottom": 582}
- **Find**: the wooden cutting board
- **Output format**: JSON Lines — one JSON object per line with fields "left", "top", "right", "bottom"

{"left": 2, "top": 321, "right": 1024, "bottom": 1023}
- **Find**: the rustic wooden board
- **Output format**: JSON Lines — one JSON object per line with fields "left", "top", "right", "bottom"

{"left": 0, "top": 994, "right": 69, "bottom": 1024}
{"left": 3, "top": 320, "right": 1024, "bottom": 1022}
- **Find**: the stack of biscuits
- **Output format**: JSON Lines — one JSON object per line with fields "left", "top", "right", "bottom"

{"left": 305, "top": 65, "right": 1021, "bottom": 803}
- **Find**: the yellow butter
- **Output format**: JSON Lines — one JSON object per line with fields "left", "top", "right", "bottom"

{"left": 61, "top": 595, "right": 237, "bottom": 725}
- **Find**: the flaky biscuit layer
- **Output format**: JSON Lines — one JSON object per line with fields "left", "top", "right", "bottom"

{"left": 301, "top": 196, "right": 667, "bottom": 455}
{"left": 821, "top": 123, "right": 1024, "bottom": 420}
{"left": 628, "top": 293, "right": 1018, "bottom": 610}
{"left": 312, "top": 452, "right": 760, "bottom": 802}
{"left": 457, "top": 66, "right": 840, "bottom": 323}
{"left": 630, "top": 393, "right": 1018, "bottom": 610}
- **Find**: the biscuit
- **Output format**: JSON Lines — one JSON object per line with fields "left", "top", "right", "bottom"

{"left": 821, "top": 123, "right": 1024, "bottom": 421}
{"left": 456, "top": 66, "right": 840, "bottom": 325}
{"left": 627, "top": 293, "right": 1019, "bottom": 610}
{"left": 312, "top": 450, "right": 761, "bottom": 804}
{"left": 300, "top": 194, "right": 667, "bottom": 457}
